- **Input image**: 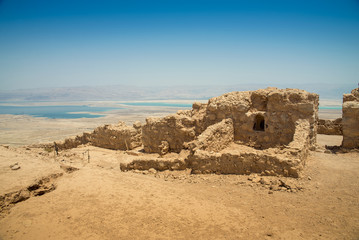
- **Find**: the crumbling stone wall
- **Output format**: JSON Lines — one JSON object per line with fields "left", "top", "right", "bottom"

{"left": 141, "top": 88, "right": 318, "bottom": 154}
{"left": 141, "top": 115, "right": 196, "bottom": 154}
{"left": 342, "top": 88, "right": 359, "bottom": 148}
{"left": 188, "top": 118, "right": 234, "bottom": 153}
{"left": 204, "top": 88, "right": 318, "bottom": 149}
{"left": 54, "top": 87, "right": 319, "bottom": 178}
{"left": 317, "top": 118, "right": 342, "bottom": 135}
{"left": 186, "top": 119, "right": 312, "bottom": 178}
{"left": 57, "top": 133, "right": 92, "bottom": 150}
{"left": 91, "top": 121, "right": 142, "bottom": 150}
{"left": 56, "top": 121, "right": 142, "bottom": 150}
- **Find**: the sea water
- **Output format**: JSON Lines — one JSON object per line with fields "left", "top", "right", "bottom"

{"left": 121, "top": 102, "right": 192, "bottom": 108}
{"left": 0, "top": 102, "right": 192, "bottom": 119}
{"left": 0, "top": 102, "right": 341, "bottom": 119}
{"left": 0, "top": 105, "right": 119, "bottom": 119}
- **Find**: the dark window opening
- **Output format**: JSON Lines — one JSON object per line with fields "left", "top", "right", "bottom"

{"left": 253, "top": 115, "right": 265, "bottom": 131}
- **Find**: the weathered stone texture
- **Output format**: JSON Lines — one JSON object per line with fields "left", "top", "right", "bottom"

{"left": 186, "top": 119, "right": 312, "bottom": 178}
{"left": 188, "top": 118, "right": 234, "bottom": 153}
{"left": 91, "top": 121, "right": 142, "bottom": 150}
{"left": 136, "top": 88, "right": 318, "bottom": 177}
{"left": 141, "top": 115, "right": 196, "bottom": 153}
{"left": 342, "top": 88, "right": 359, "bottom": 148}
{"left": 120, "top": 158, "right": 187, "bottom": 171}
{"left": 142, "top": 88, "right": 318, "bottom": 154}
{"left": 56, "top": 121, "right": 142, "bottom": 150}
{"left": 204, "top": 88, "right": 318, "bottom": 149}
{"left": 57, "top": 133, "right": 91, "bottom": 150}
{"left": 317, "top": 118, "right": 342, "bottom": 135}
{"left": 56, "top": 88, "right": 319, "bottom": 178}
{"left": 186, "top": 148, "right": 302, "bottom": 177}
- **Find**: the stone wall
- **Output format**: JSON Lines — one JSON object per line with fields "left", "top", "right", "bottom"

{"left": 203, "top": 88, "right": 318, "bottom": 149}
{"left": 91, "top": 121, "right": 142, "bottom": 150}
{"left": 342, "top": 88, "right": 359, "bottom": 148}
{"left": 186, "top": 119, "right": 312, "bottom": 178}
{"left": 188, "top": 118, "right": 234, "bottom": 153}
{"left": 56, "top": 121, "right": 142, "bottom": 151}
{"left": 141, "top": 88, "right": 318, "bottom": 154}
{"left": 317, "top": 118, "right": 342, "bottom": 135}
{"left": 141, "top": 114, "right": 196, "bottom": 154}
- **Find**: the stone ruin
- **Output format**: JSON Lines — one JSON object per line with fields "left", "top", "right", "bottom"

{"left": 317, "top": 118, "right": 342, "bottom": 135}
{"left": 131, "top": 87, "right": 318, "bottom": 178}
{"left": 342, "top": 88, "right": 359, "bottom": 148}
{"left": 55, "top": 121, "right": 142, "bottom": 150}
{"left": 55, "top": 88, "right": 319, "bottom": 178}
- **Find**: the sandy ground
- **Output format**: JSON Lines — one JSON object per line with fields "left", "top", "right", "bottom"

{"left": 0, "top": 133, "right": 358, "bottom": 240}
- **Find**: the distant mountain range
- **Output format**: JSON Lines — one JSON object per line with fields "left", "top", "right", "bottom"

{"left": 0, "top": 83, "right": 354, "bottom": 102}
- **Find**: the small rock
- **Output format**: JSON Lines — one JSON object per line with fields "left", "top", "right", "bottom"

{"left": 268, "top": 190, "right": 274, "bottom": 194}
{"left": 133, "top": 121, "right": 142, "bottom": 129}
{"left": 279, "top": 179, "right": 291, "bottom": 189}
{"left": 308, "top": 176, "right": 312, "bottom": 180}
{"left": 142, "top": 170, "right": 149, "bottom": 175}
{"left": 184, "top": 168, "right": 192, "bottom": 175}
{"left": 10, "top": 163, "right": 21, "bottom": 170}
{"left": 252, "top": 177, "right": 261, "bottom": 183}
{"left": 324, "top": 150, "right": 331, "bottom": 154}
{"left": 148, "top": 168, "right": 157, "bottom": 174}
{"left": 260, "top": 178, "right": 271, "bottom": 185}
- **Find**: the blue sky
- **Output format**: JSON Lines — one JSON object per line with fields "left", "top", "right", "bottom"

{"left": 0, "top": 0, "right": 359, "bottom": 91}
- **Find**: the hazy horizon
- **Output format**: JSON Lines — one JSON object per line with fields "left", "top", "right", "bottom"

{"left": 0, "top": 83, "right": 354, "bottom": 103}
{"left": 1, "top": 0, "right": 359, "bottom": 91}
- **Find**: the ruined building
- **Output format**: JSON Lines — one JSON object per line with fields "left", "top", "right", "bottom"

{"left": 129, "top": 88, "right": 319, "bottom": 177}
{"left": 342, "top": 88, "right": 359, "bottom": 148}
{"left": 57, "top": 88, "right": 319, "bottom": 178}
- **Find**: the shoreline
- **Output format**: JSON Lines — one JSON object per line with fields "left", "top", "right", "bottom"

{"left": 0, "top": 105, "right": 188, "bottom": 146}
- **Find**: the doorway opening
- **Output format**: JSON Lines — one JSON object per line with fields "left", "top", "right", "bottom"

{"left": 253, "top": 115, "right": 265, "bottom": 131}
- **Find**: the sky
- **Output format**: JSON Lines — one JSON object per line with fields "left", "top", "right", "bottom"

{"left": 0, "top": 0, "right": 359, "bottom": 91}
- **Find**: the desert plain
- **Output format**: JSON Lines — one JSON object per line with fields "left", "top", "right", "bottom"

{"left": 0, "top": 104, "right": 358, "bottom": 240}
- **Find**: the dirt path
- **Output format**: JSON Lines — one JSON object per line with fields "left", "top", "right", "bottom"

{"left": 0, "top": 135, "right": 358, "bottom": 239}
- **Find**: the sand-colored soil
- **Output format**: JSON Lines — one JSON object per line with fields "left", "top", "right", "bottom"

{"left": 0, "top": 134, "right": 358, "bottom": 240}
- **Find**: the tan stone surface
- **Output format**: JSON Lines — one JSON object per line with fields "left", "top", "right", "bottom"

{"left": 342, "top": 88, "right": 359, "bottom": 148}
{"left": 136, "top": 88, "right": 318, "bottom": 177}
{"left": 141, "top": 114, "right": 196, "bottom": 153}
{"left": 317, "top": 118, "right": 342, "bottom": 135}
{"left": 188, "top": 118, "right": 234, "bottom": 153}
{"left": 91, "top": 121, "right": 142, "bottom": 150}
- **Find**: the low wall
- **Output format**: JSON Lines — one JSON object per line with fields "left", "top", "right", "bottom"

{"left": 317, "top": 118, "right": 342, "bottom": 135}
{"left": 55, "top": 121, "right": 142, "bottom": 151}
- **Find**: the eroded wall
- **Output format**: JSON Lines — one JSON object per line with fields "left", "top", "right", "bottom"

{"left": 317, "top": 118, "right": 342, "bottom": 135}
{"left": 342, "top": 88, "right": 359, "bottom": 148}
{"left": 141, "top": 88, "right": 318, "bottom": 153}
{"left": 204, "top": 88, "right": 318, "bottom": 149}
{"left": 56, "top": 121, "right": 142, "bottom": 150}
